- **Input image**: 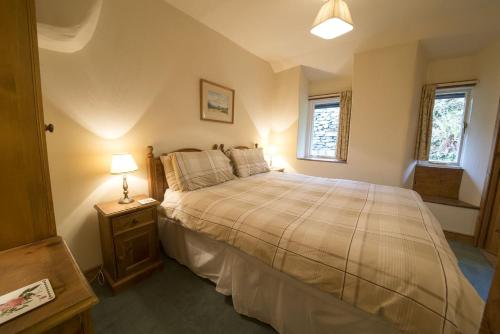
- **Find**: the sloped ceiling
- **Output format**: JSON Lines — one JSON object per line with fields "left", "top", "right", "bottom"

{"left": 35, "top": 0, "right": 500, "bottom": 77}
{"left": 36, "top": 0, "right": 102, "bottom": 53}
{"left": 163, "top": 0, "right": 500, "bottom": 77}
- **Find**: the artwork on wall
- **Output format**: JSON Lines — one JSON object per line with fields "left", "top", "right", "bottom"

{"left": 200, "top": 79, "right": 235, "bottom": 124}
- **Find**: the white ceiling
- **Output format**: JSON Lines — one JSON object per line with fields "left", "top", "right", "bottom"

{"left": 163, "top": 0, "right": 500, "bottom": 78}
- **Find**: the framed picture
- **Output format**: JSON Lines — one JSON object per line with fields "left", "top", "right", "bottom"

{"left": 200, "top": 79, "right": 235, "bottom": 124}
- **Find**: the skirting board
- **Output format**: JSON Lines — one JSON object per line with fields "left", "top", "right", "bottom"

{"left": 443, "top": 230, "right": 474, "bottom": 245}
{"left": 480, "top": 250, "right": 498, "bottom": 268}
{"left": 84, "top": 265, "right": 102, "bottom": 283}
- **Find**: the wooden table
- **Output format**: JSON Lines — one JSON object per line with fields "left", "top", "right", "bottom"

{"left": 0, "top": 237, "right": 98, "bottom": 333}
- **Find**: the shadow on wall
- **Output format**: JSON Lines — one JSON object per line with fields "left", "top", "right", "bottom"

{"left": 38, "top": 0, "right": 181, "bottom": 140}
{"left": 43, "top": 100, "right": 149, "bottom": 269}
{"left": 38, "top": 0, "right": 275, "bottom": 270}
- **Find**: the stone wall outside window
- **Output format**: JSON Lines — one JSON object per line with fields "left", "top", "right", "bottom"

{"left": 310, "top": 106, "right": 339, "bottom": 158}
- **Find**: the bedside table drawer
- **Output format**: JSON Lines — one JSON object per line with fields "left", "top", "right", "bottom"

{"left": 112, "top": 208, "right": 155, "bottom": 235}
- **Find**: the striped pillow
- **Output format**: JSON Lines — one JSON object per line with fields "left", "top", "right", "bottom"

{"left": 160, "top": 154, "right": 181, "bottom": 191}
{"left": 170, "top": 150, "right": 235, "bottom": 191}
{"left": 229, "top": 148, "right": 270, "bottom": 178}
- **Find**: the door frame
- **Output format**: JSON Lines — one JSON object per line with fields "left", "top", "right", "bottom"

{"left": 475, "top": 99, "right": 500, "bottom": 251}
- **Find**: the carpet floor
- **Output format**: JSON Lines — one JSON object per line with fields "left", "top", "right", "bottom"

{"left": 91, "top": 241, "right": 493, "bottom": 333}
{"left": 448, "top": 240, "right": 494, "bottom": 300}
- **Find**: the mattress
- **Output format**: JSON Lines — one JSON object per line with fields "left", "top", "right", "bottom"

{"left": 159, "top": 217, "right": 400, "bottom": 334}
{"left": 159, "top": 172, "right": 484, "bottom": 333}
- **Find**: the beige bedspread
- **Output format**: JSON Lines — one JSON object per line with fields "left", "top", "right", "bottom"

{"left": 160, "top": 172, "right": 483, "bottom": 333}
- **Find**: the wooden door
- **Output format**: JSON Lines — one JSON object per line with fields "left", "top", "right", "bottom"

{"left": 115, "top": 225, "right": 159, "bottom": 278}
{"left": 0, "top": 0, "right": 56, "bottom": 250}
{"left": 480, "top": 252, "right": 500, "bottom": 333}
{"left": 485, "top": 168, "right": 500, "bottom": 254}
{"left": 477, "top": 100, "right": 500, "bottom": 255}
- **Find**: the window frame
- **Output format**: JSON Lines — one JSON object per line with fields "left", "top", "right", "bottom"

{"left": 427, "top": 86, "right": 473, "bottom": 166}
{"left": 305, "top": 97, "right": 341, "bottom": 160}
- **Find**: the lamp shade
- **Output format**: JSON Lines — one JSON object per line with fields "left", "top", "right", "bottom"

{"left": 110, "top": 153, "right": 138, "bottom": 174}
{"left": 311, "top": 0, "right": 353, "bottom": 40}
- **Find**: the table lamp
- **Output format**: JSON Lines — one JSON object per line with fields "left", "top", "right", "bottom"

{"left": 110, "top": 153, "right": 138, "bottom": 204}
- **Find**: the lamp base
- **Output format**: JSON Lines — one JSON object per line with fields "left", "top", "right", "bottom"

{"left": 118, "top": 197, "right": 134, "bottom": 204}
{"left": 118, "top": 174, "right": 134, "bottom": 204}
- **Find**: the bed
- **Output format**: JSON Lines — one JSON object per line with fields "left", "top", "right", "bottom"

{"left": 146, "top": 145, "right": 484, "bottom": 334}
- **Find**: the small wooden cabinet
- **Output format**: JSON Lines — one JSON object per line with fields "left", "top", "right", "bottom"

{"left": 94, "top": 195, "right": 163, "bottom": 293}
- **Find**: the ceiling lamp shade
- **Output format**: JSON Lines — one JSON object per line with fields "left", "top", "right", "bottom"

{"left": 311, "top": 0, "right": 353, "bottom": 40}
{"left": 110, "top": 153, "right": 138, "bottom": 174}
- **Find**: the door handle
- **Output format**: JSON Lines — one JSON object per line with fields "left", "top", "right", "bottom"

{"left": 45, "top": 124, "right": 54, "bottom": 133}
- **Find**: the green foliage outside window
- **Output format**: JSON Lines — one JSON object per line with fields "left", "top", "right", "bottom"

{"left": 428, "top": 96, "right": 466, "bottom": 163}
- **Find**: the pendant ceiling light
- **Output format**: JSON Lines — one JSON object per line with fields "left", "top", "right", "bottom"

{"left": 311, "top": 0, "right": 353, "bottom": 40}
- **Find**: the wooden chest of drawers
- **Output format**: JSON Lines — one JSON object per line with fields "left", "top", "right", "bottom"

{"left": 94, "top": 195, "right": 163, "bottom": 293}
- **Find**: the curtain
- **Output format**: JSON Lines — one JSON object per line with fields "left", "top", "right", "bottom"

{"left": 337, "top": 90, "right": 352, "bottom": 161}
{"left": 414, "top": 84, "right": 436, "bottom": 161}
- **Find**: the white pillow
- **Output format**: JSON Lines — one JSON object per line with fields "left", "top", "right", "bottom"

{"left": 170, "top": 150, "right": 235, "bottom": 191}
{"left": 229, "top": 148, "right": 270, "bottom": 178}
{"left": 160, "top": 154, "right": 180, "bottom": 191}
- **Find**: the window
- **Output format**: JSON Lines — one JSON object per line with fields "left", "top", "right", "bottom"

{"left": 298, "top": 91, "right": 351, "bottom": 162}
{"left": 428, "top": 88, "right": 472, "bottom": 164}
{"left": 306, "top": 97, "right": 341, "bottom": 159}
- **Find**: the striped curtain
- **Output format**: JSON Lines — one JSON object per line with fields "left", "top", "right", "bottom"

{"left": 337, "top": 90, "right": 352, "bottom": 161}
{"left": 414, "top": 85, "right": 437, "bottom": 161}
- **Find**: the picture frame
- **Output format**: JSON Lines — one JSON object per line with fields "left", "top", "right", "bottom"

{"left": 200, "top": 79, "right": 235, "bottom": 124}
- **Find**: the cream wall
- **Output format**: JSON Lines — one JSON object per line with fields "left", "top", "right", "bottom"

{"left": 425, "top": 41, "right": 500, "bottom": 207}
{"left": 425, "top": 203, "right": 478, "bottom": 235}
{"left": 308, "top": 77, "right": 352, "bottom": 96}
{"left": 39, "top": 0, "right": 275, "bottom": 270}
{"left": 38, "top": 0, "right": 500, "bottom": 269}
{"left": 426, "top": 56, "right": 477, "bottom": 84}
{"left": 460, "top": 40, "right": 500, "bottom": 205}
{"left": 272, "top": 43, "right": 425, "bottom": 187}
{"left": 270, "top": 66, "right": 306, "bottom": 164}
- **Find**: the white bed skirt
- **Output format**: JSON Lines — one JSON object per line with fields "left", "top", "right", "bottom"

{"left": 158, "top": 218, "right": 400, "bottom": 334}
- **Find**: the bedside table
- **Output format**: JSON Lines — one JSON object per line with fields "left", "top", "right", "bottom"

{"left": 94, "top": 195, "right": 163, "bottom": 293}
{"left": 270, "top": 167, "right": 285, "bottom": 172}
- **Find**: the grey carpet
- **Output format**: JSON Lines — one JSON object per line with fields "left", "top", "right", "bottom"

{"left": 91, "top": 255, "right": 275, "bottom": 333}
{"left": 91, "top": 241, "right": 493, "bottom": 333}
{"left": 448, "top": 240, "right": 494, "bottom": 300}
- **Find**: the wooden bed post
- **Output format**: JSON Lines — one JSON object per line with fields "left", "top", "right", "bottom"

{"left": 146, "top": 146, "right": 156, "bottom": 199}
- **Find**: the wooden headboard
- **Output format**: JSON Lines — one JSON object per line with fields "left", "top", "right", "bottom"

{"left": 146, "top": 143, "right": 258, "bottom": 202}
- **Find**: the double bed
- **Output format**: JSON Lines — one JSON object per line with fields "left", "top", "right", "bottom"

{"left": 146, "top": 145, "right": 484, "bottom": 334}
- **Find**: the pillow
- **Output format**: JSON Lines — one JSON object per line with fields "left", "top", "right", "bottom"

{"left": 160, "top": 154, "right": 181, "bottom": 191}
{"left": 229, "top": 148, "right": 270, "bottom": 177}
{"left": 170, "top": 150, "right": 235, "bottom": 191}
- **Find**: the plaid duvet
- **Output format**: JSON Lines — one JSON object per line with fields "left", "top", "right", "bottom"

{"left": 160, "top": 172, "right": 483, "bottom": 333}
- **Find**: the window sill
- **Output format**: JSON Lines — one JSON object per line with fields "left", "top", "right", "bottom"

{"left": 421, "top": 195, "right": 479, "bottom": 210}
{"left": 297, "top": 157, "right": 346, "bottom": 164}
{"left": 417, "top": 161, "right": 463, "bottom": 170}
